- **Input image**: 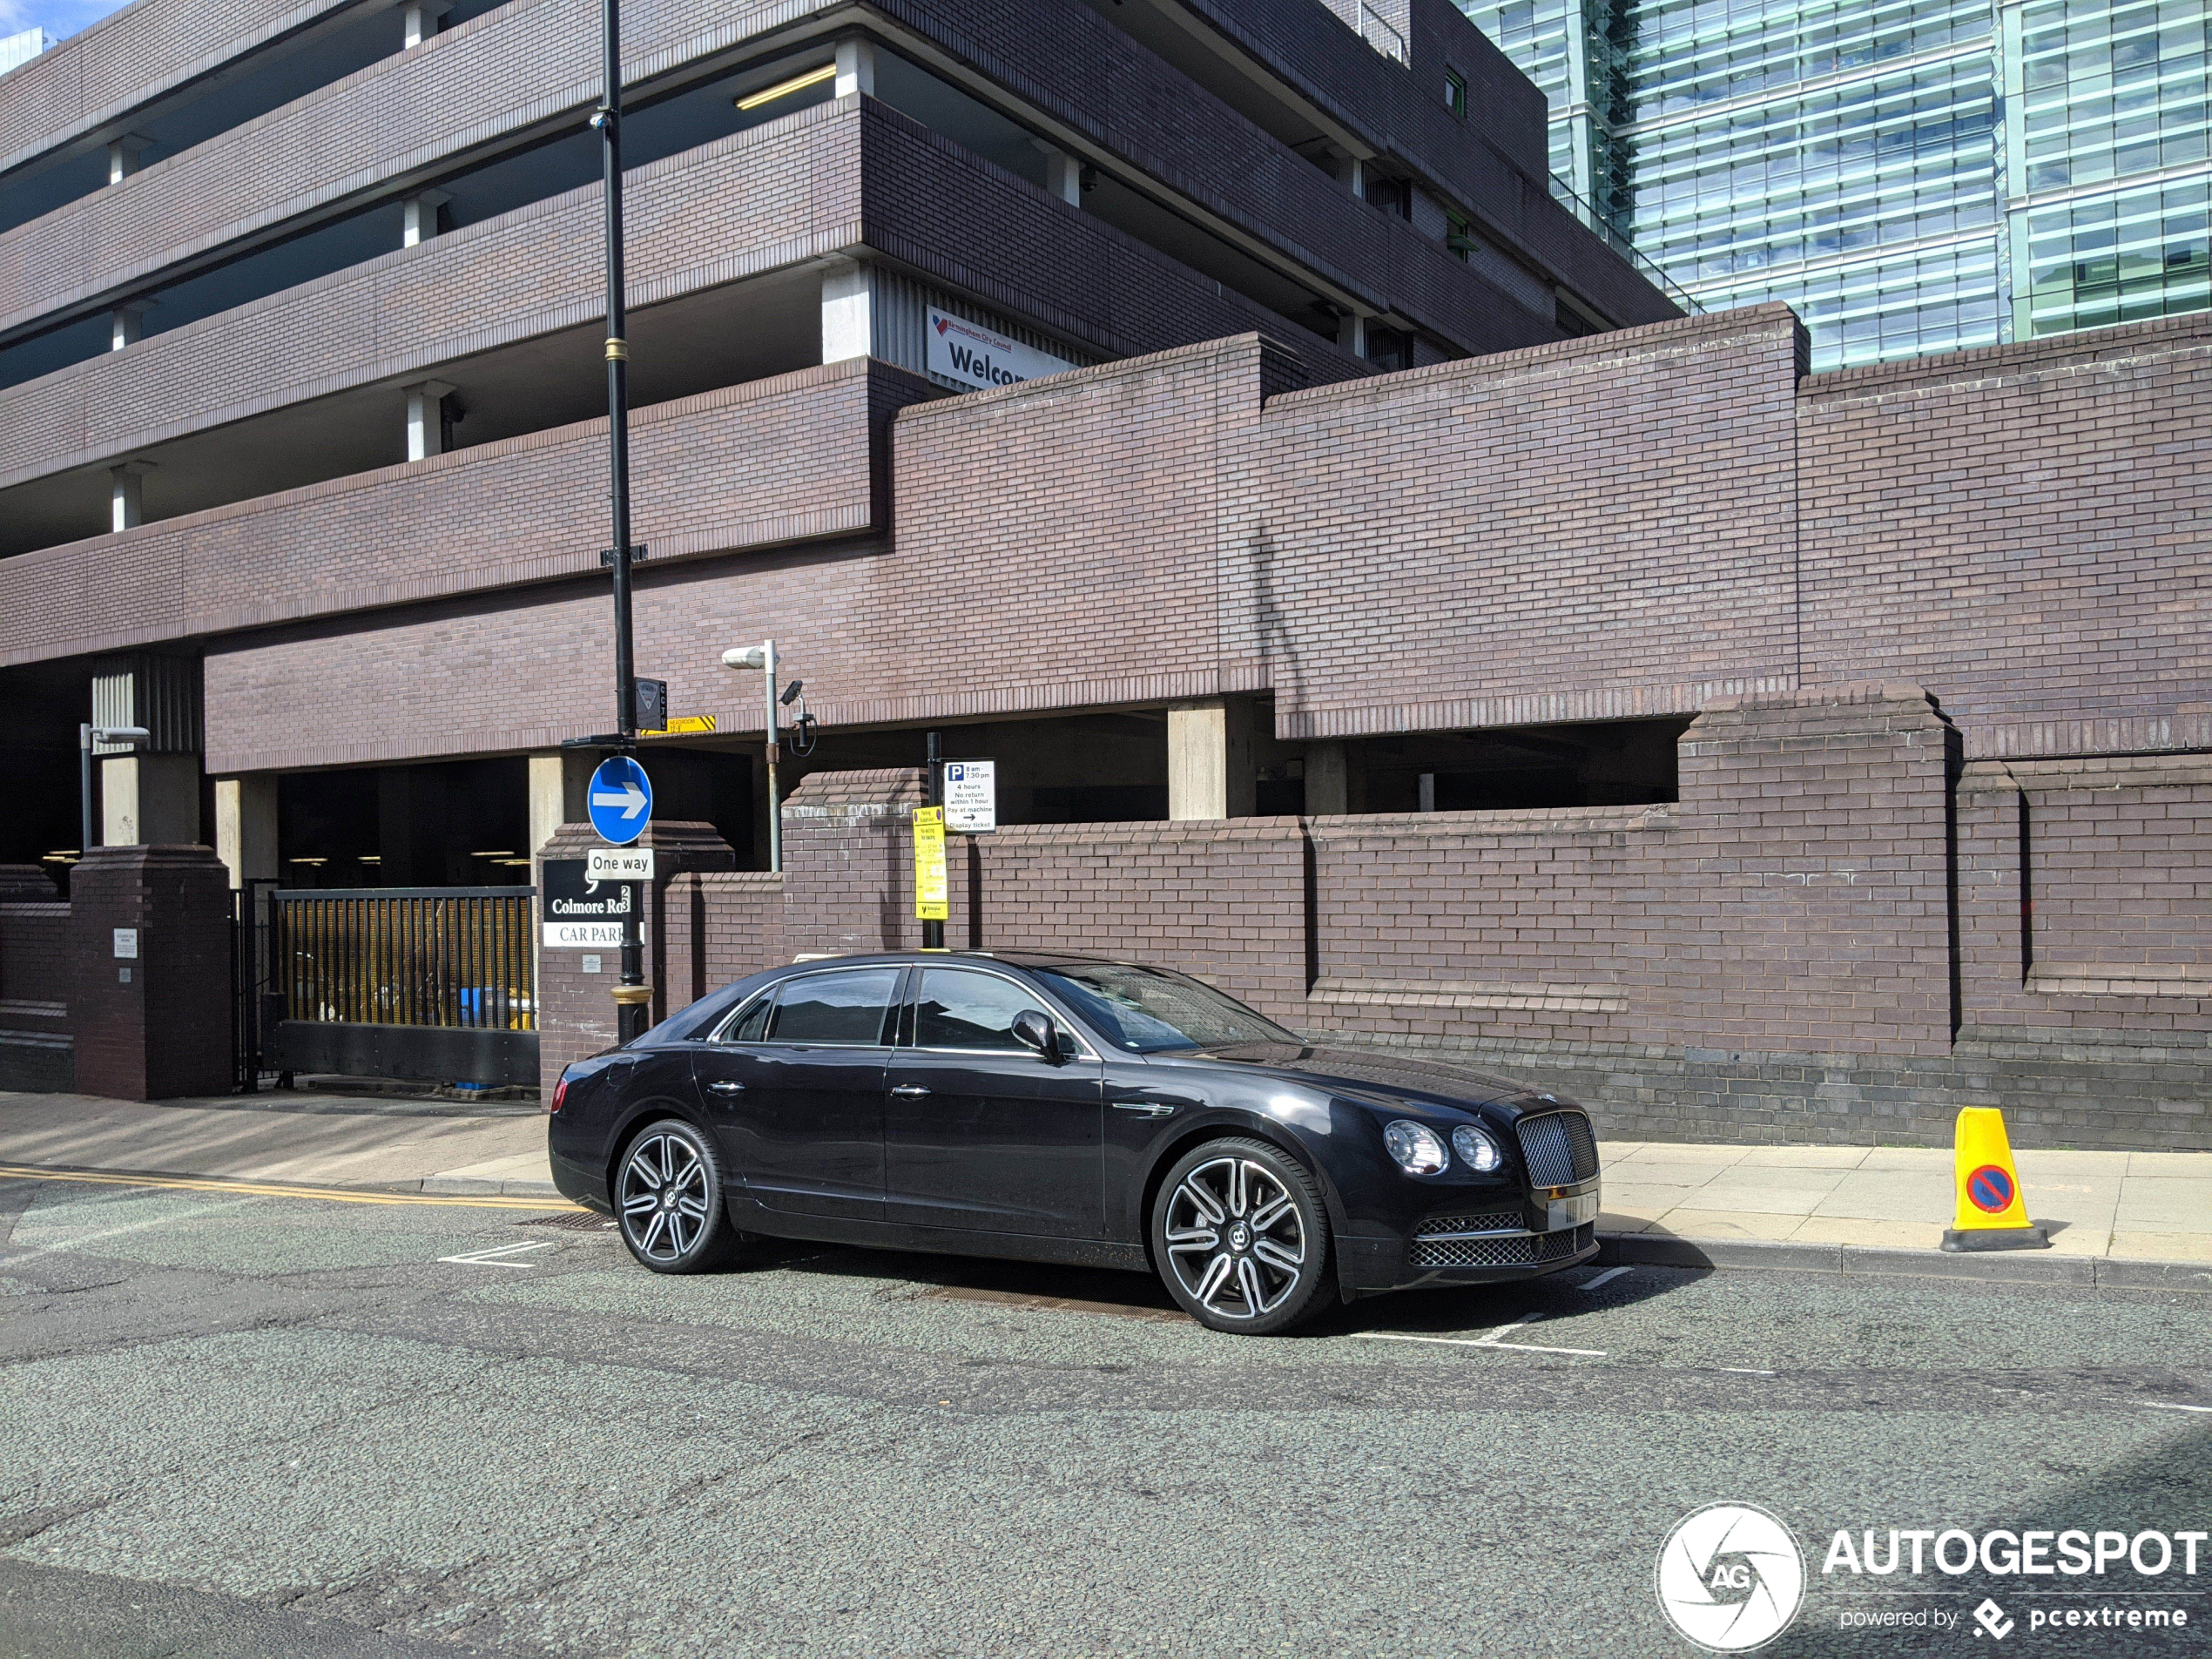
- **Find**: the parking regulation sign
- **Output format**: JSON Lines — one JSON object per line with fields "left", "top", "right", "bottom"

{"left": 942, "top": 759, "right": 996, "bottom": 833}
{"left": 588, "top": 755, "right": 652, "bottom": 846}
{"left": 1966, "top": 1164, "right": 2015, "bottom": 1214}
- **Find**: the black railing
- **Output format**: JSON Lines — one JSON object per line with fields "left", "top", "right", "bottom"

{"left": 270, "top": 887, "right": 536, "bottom": 1032}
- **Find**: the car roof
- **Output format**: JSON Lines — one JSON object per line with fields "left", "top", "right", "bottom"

{"left": 781, "top": 949, "right": 1139, "bottom": 973}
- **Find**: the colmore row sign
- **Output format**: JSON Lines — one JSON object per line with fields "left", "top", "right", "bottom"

{"left": 927, "top": 307, "right": 1074, "bottom": 393}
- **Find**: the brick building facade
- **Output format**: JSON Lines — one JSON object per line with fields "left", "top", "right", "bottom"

{"left": 0, "top": 0, "right": 2205, "bottom": 1144}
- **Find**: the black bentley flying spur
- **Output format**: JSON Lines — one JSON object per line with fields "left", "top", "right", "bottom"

{"left": 548, "top": 952, "right": 1603, "bottom": 1334}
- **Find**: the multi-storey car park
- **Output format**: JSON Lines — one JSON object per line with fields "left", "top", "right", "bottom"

{"left": 0, "top": 0, "right": 2205, "bottom": 1155}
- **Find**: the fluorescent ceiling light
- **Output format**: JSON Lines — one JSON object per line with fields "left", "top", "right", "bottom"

{"left": 736, "top": 64, "right": 835, "bottom": 111}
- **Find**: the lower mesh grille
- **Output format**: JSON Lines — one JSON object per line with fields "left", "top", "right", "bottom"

{"left": 1408, "top": 1222, "right": 1595, "bottom": 1271}
{"left": 1413, "top": 1211, "right": 1524, "bottom": 1238}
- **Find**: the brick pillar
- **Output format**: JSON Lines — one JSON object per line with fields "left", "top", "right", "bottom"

{"left": 781, "top": 769, "right": 926, "bottom": 956}
{"left": 66, "top": 845, "right": 233, "bottom": 1100}
{"left": 534, "top": 819, "right": 736, "bottom": 1096}
{"left": 1671, "top": 683, "right": 1959, "bottom": 1060}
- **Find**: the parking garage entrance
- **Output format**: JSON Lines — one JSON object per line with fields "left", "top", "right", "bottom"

{"left": 239, "top": 881, "right": 539, "bottom": 1091}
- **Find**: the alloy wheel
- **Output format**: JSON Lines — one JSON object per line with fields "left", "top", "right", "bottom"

{"left": 1162, "top": 1156, "right": 1308, "bottom": 1321}
{"left": 619, "top": 1129, "right": 711, "bottom": 1264}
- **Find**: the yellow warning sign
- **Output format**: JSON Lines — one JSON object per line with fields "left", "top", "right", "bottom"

{"left": 913, "top": 806, "right": 948, "bottom": 922}
{"left": 663, "top": 714, "right": 717, "bottom": 735}
{"left": 1944, "top": 1107, "right": 2047, "bottom": 1251}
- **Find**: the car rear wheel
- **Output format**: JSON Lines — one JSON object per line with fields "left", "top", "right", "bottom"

{"left": 1151, "top": 1136, "right": 1336, "bottom": 1335}
{"left": 615, "top": 1119, "right": 745, "bottom": 1274}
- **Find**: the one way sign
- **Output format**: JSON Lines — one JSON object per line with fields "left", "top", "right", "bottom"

{"left": 587, "top": 756, "right": 653, "bottom": 846}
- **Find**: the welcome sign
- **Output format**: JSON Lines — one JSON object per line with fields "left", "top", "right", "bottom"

{"left": 926, "top": 307, "right": 1074, "bottom": 393}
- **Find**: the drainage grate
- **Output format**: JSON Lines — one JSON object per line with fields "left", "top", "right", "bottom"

{"left": 516, "top": 1211, "right": 617, "bottom": 1231}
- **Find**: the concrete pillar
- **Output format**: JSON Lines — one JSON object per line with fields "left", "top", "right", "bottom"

{"left": 404, "top": 380, "right": 455, "bottom": 461}
{"left": 400, "top": 188, "right": 449, "bottom": 247}
{"left": 1168, "top": 698, "right": 1258, "bottom": 821}
{"left": 1305, "top": 742, "right": 1350, "bottom": 816}
{"left": 110, "top": 459, "right": 153, "bottom": 531}
{"left": 110, "top": 300, "right": 151, "bottom": 351}
{"left": 213, "top": 776, "right": 279, "bottom": 889}
{"left": 401, "top": 0, "right": 450, "bottom": 48}
{"left": 820, "top": 259, "right": 873, "bottom": 363}
{"left": 528, "top": 751, "right": 593, "bottom": 856}
{"left": 106, "top": 134, "right": 151, "bottom": 185}
{"left": 100, "top": 753, "right": 200, "bottom": 846}
{"left": 1337, "top": 311, "right": 1366, "bottom": 358}
{"left": 834, "top": 37, "right": 875, "bottom": 98}
{"left": 1037, "top": 145, "right": 1082, "bottom": 206}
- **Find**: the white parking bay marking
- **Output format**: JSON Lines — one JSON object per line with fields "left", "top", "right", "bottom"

{"left": 2143, "top": 1401, "right": 2212, "bottom": 1414}
{"left": 438, "top": 1240, "right": 556, "bottom": 1268}
{"left": 1354, "top": 1331, "right": 1608, "bottom": 1359}
{"left": 1581, "top": 1266, "right": 1631, "bottom": 1291}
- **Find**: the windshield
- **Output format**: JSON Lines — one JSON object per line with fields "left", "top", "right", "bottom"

{"left": 1032, "top": 964, "right": 1301, "bottom": 1054}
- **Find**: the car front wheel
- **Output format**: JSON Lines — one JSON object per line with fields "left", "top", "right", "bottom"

{"left": 615, "top": 1119, "right": 744, "bottom": 1274}
{"left": 1151, "top": 1136, "right": 1336, "bottom": 1334}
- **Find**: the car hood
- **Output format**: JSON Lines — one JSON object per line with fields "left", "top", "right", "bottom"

{"left": 1162, "top": 1042, "right": 1558, "bottom": 1113}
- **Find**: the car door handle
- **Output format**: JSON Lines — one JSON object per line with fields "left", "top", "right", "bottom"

{"left": 1112, "top": 1101, "right": 1177, "bottom": 1118}
{"left": 889, "top": 1084, "right": 931, "bottom": 1099}
{"left": 706, "top": 1081, "right": 745, "bottom": 1095}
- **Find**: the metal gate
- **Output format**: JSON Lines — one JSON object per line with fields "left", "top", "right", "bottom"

{"left": 243, "top": 887, "right": 540, "bottom": 1089}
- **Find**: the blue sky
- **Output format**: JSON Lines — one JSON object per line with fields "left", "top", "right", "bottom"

{"left": 4, "top": 0, "right": 132, "bottom": 45}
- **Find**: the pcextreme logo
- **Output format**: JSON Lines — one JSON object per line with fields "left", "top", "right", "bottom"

{"left": 1656, "top": 1502, "right": 1808, "bottom": 1652}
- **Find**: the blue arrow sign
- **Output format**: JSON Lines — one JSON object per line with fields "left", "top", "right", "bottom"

{"left": 587, "top": 755, "right": 652, "bottom": 846}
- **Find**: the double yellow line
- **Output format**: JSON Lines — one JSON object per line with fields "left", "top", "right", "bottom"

{"left": 0, "top": 1163, "right": 586, "bottom": 1211}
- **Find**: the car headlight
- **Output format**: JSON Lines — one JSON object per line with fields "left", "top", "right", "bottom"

{"left": 1452, "top": 1124, "right": 1502, "bottom": 1173}
{"left": 1382, "top": 1120, "right": 1450, "bottom": 1176}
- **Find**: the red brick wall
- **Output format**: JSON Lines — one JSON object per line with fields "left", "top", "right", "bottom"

{"left": 1306, "top": 805, "right": 1673, "bottom": 1049}
{"left": 0, "top": 0, "right": 356, "bottom": 175}
{"left": 1797, "top": 315, "right": 2212, "bottom": 761}
{"left": 1959, "top": 754, "right": 2212, "bottom": 1041}
{"left": 1243, "top": 307, "right": 1807, "bottom": 740}
{"left": 50, "top": 361, "right": 921, "bottom": 730}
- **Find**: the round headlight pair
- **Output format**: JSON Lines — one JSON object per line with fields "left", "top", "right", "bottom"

{"left": 1452, "top": 1124, "right": 1502, "bottom": 1173}
{"left": 1383, "top": 1119, "right": 1502, "bottom": 1176}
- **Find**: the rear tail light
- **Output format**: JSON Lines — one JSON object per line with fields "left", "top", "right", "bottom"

{"left": 550, "top": 1076, "right": 569, "bottom": 1115}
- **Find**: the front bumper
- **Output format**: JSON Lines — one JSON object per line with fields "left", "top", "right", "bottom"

{"left": 1339, "top": 1180, "right": 1602, "bottom": 1295}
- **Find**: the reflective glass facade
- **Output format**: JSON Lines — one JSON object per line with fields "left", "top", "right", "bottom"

{"left": 1458, "top": 0, "right": 2212, "bottom": 368}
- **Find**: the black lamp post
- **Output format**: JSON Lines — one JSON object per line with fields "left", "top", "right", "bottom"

{"left": 590, "top": 0, "right": 648, "bottom": 1042}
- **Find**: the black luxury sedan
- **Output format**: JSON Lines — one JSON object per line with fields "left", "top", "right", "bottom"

{"left": 548, "top": 952, "right": 1602, "bottom": 1334}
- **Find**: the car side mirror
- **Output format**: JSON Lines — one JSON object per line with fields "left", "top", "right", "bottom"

{"left": 1011, "top": 1010, "right": 1057, "bottom": 1059}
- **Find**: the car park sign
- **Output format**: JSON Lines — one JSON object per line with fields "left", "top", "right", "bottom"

{"left": 943, "top": 760, "right": 996, "bottom": 833}
{"left": 588, "top": 756, "right": 652, "bottom": 846}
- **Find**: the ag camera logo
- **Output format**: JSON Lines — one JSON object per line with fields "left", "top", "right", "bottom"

{"left": 1656, "top": 1502, "right": 1807, "bottom": 1651}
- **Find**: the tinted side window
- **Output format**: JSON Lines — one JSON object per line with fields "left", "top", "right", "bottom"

{"left": 914, "top": 968, "right": 1048, "bottom": 1051}
{"left": 716, "top": 995, "right": 770, "bottom": 1043}
{"left": 766, "top": 969, "right": 900, "bottom": 1045}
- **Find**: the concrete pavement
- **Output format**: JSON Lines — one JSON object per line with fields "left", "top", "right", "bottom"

{"left": 0, "top": 1090, "right": 558, "bottom": 1198}
{"left": 3, "top": 1089, "right": 2208, "bottom": 1281}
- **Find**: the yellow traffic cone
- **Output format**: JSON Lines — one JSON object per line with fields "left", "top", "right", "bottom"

{"left": 1940, "top": 1108, "right": 2050, "bottom": 1252}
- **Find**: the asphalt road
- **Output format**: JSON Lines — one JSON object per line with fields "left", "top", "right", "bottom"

{"left": 2, "top": 1171, "right": 2207, "bottom": 1659}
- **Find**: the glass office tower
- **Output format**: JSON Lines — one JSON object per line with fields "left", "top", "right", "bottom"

{"left": 1458, "top": 1, "right": 2210, "bottom": 369}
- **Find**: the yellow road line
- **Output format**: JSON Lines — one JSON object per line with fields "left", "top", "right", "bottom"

{"left": 0, "top": 1163, "right": 584, "bottom": 1211}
